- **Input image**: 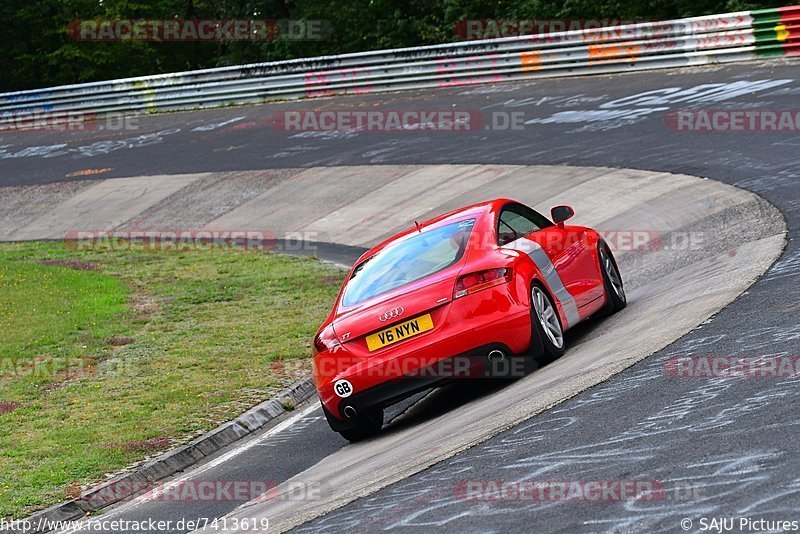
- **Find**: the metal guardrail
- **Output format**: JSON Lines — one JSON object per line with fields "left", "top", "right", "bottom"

{"left": 1, "top": 6, "right": 798, "bottom": 118}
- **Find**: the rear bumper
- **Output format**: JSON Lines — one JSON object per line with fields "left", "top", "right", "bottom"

{"left": 320, "top": 342, "right": 516, "bottom": 432}
{"left": 314, "top": 280, "right": 533, "bottom": 423}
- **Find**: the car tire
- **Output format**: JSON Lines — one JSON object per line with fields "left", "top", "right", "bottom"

{"left": 337, "top": 408, "right": 384, "bottom": 442}
{"left": 530, "top": 283, "right": 566, "bottom": 365}
{"left": 598, "top": 241, "right": 626, "bottom": 316}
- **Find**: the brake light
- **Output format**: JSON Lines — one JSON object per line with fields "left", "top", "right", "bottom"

{"left": 313, "top": 327, "right": 340, "bottom": 353}
{"left": 453, "top": 268, "right": 512, "bottom": 298}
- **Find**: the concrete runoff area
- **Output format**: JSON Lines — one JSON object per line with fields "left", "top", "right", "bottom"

{"left": 4, "top": 174, "right": 208, "bottom": 241}
{"left": 0, "top": 164, "right": 782, "bottom": 251}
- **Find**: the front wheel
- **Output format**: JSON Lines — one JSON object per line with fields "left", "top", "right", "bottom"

{"left": 598, "top": 242, "right": 626, "bottom": 316}
{"left": 530, "top": 284, "right": 566, "bottom": 364}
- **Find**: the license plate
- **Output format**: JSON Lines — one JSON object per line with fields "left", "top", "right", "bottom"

{"left": 366, "top": 314, "right": 434, "bottom": 351}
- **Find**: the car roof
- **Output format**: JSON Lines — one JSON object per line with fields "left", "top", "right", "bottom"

{"left": 353, "top": 197, "right": 518, "bottom": 265}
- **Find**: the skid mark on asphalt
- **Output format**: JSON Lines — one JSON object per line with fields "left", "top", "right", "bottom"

{"left": 257, "top": 414, "right": 325, "bottom": 448}
{"left": 191, "top": 117, "right": 246, "bottom": 132}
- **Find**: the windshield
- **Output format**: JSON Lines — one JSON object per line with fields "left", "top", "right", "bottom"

{"left": 341, "top": 219, "right": 476, "bottom": 307}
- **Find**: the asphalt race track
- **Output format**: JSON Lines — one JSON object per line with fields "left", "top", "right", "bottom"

{"left": 2, "top": 57, "right": 800, "bottom": 533}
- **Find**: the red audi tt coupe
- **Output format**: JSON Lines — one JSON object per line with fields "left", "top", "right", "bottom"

{"left": 312, "top": 198, "right": 626, "bottom": 441}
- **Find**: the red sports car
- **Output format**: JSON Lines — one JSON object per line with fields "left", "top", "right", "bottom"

{"left": 312, "top": 198, "right": 626, "bottom": 441}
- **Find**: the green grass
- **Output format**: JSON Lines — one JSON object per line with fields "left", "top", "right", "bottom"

{"left": 0, "top": 242, "right": 344, "bottom": 518}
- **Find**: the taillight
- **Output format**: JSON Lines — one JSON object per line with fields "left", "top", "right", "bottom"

{"left": 313, "top": 334, "right": 327, "bottom": 353}
{"left": 453, "top": 268, "right": 512, "bottom": 298}
{"left": 313, "top": 327, "right": 340, "bottom": 353}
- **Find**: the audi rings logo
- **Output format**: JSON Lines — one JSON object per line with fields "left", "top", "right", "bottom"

{"left": 378, "top": 306, "right": 405, "bottom": 322}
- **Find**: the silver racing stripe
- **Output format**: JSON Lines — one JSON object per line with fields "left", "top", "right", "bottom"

{"left": 504, "top": 237, "right": 581, "bottom": 329}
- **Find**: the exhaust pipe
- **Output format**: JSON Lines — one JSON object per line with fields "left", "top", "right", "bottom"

{"left": 343, "top": 405, "right": 358, "bottom": 419}
{"left": 487, "top": 349, "right": 506, "bottom": 363}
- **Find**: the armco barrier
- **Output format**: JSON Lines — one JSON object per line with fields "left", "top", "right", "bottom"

{"left": 0, "top": 6, "right": 798, "bottom": 118}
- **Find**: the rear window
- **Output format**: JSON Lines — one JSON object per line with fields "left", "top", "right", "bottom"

{"left": 341, "top": 219, "right": 476, "bottom": 307}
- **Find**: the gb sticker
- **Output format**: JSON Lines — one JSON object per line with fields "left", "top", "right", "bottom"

{"left": 334, "top": 379, "right": 354, "bottom": 398}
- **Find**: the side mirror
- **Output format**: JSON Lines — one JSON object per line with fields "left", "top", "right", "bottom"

{"left": 551, "top": 205, "right": 575, "bottom": 227}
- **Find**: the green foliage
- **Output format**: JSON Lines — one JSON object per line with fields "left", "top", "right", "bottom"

{"left": 0, "top": 0, "right": 794, "bottom": 91}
